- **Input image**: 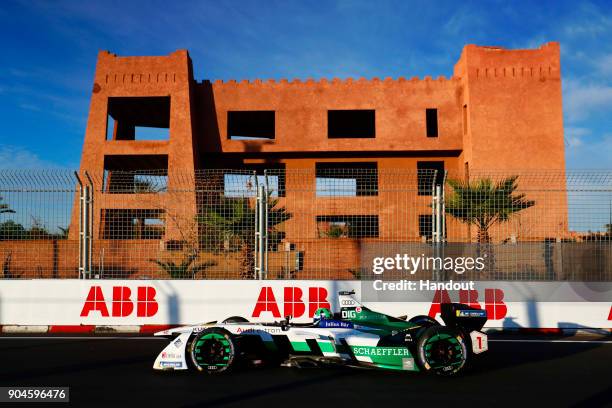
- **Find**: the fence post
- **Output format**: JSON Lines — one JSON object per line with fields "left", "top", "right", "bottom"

{"left": 263, "top": 170, "right": 269, "bottom": 278}
{"left": 75, "top": 172, "right": 85, "bottom": 279}
{"left": 433, "top": 185, "right": 443, "bottom": 281}
{"left": 441, "top": 170, "right": 447, "bottom": 242}
{"left": 85, "top": 172, "right": 94, "bottom": 279}
{"left": 253, "top": 172, "right": 259, "bottom": 280}
{"left": 256, "top": 184, "right": 268, "bottom": 280}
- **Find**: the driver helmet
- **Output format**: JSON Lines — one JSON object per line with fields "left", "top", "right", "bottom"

{"left": 313, "top": 307, "right": 332, "bottom": 322}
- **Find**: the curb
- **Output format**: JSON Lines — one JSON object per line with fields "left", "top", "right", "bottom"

{"left": 2, "top": 325, "right": 49, "bottom": 333}
{"left": 48, "top": 325, "right": 96, "bottom": 333}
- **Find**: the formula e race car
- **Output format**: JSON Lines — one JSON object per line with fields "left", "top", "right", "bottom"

{"left": 153, "top": 291, "right": 488, "bottom": 376}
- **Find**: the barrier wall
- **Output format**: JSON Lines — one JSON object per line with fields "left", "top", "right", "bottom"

{"left": 0, "top": 280, "right": 610, "bottom": 329}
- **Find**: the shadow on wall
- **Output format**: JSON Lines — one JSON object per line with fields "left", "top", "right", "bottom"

{"left": 195, "top": 81, "right": 221, "bottom": 153}
{"left": 500, "top": 299, "right": 610, "bottom": 336}
{"left": 158, "top": 281, "right": 181, "bottom": 325}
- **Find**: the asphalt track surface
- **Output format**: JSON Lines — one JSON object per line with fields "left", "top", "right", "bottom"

{"left": 0, "top": 335, "right": 611, "bottom": 408}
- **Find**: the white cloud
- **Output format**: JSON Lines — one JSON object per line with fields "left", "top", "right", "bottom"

{"left": 563, "top": 2, "right": 612, "bottom": 38}
{"left": 563, "top": 78, "right": 612, "bottom": 122}
{"left": 564, "top": 126, "right": 591, "bottom": 147}
{"left": 594, "top": 53, "right": 612, "bottom": 77}
{"left": 565, "top": 16, "right": 612, "bottom": 38}
{"left": 0, "top": 145, "right": 66, "bottom": 169}
{"left": 565, "top": 132, "right": 612, "bottom": 169}
{"left": 18, "top": 103, "right": 41, "bottom": 112}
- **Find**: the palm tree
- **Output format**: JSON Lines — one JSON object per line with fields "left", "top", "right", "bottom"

{"left": 198, "top": 195, "right": 291, "bottom": 279}
{"left": 0, "top": 196, "right": 15, "bottom": 214}
{"left": 150, "top": 250, "right": 216, "bottom": 279}
{"left": 445, "top": 176, "right": 535, "bottom": 274}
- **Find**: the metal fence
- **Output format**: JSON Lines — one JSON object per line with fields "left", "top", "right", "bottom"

{"left": 0, "top": 169, "right": 610, "bottom": 281}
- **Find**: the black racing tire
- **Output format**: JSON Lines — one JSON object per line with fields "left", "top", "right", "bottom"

{"left": 189, "top": 328, "right": 238, "bottom": 374}
{"left": 416, "top": 326, "right": 467, "bottom": 377}
{"left": 222, "top": 316, "right": 250, "bottom": 323}
{"left": 409, "top": 315, "right": 440, "bottom": 328}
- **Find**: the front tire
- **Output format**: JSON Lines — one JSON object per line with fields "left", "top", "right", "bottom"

{"left": 416, "top": 326, "right": 467, "bottom": 377}
{"left": 190, "top": 328, "right": 238, "bottom": 374}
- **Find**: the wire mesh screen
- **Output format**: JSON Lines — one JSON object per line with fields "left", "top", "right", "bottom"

{"left": 0, "top": 169, "right": 610, "bottom": 280}
{"left": 0, "top": 171, "right": 79, "bottom": 278}
{"left": 437, "top": 171, "right": 612, "bottom": 281}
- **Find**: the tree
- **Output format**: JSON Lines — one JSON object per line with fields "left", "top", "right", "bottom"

{"left": 198, "top": 195, "right": 291, "bottom": 279}
{"left": 445, "top": 176, "right": 535, "bottom": 273}
{"left": 150, "top": 250, "right": 216, "bottom": 279}
{"left": 0, "top": 220, "right": 27, "bottom": 240}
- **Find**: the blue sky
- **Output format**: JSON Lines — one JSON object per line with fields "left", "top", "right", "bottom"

{"left": 0, "top": 0, "right": 611, "bottom": 169}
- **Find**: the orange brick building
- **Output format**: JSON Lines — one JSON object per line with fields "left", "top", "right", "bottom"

{"left": 72, "top": 42, "right": 567, "bottom": 255}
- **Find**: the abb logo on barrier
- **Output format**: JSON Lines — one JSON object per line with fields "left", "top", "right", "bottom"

{"left": 428, "top": 288, "right": 507, "bottom": 320}
{"left": 80, "top": 286, "right": 158, "bottom": 317}
{"left": 252, "top": 286, "right": 508, "bottom": 321}
{"left": 252, "top": 287, "right": 331, "bottom": 318}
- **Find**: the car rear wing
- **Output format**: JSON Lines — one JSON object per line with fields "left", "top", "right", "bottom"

{"left": 440, "top": 303, "right": 487, "bottom": 332}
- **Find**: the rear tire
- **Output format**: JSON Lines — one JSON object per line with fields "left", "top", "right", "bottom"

{"left": 222, "top": 316, "right": 249, "bottom": 323}
{"left": 190, "top": 328, "right": 238, "bottom": 374}
{"left": 416, "top": 326, "right": 467, "bottom": 377}
{"left": 409, "top": 315, "right": 440, "bottom": 328}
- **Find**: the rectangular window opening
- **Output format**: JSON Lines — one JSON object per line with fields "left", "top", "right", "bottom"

{"left": 462, "top": 104, "right": 468, "bottom": 135}
{"left": 426, "top": 108, "right": 438, "bottom": 137}
{"left": 103, "top": 155, "right": 168, "bottom": 193}
{"left": 315, "top": 162, "right": 378, "bottom": 196}
{"left": 101, "top": 209, "right": 165, "bottom": 240}
{"left": 419, "top": 214, "right": 433, "bottom": 240}
{"left": 419, "top": 214, "right": 446, "bottom": 240}
{"left": 316, "top": 215, "right": 379, "bottom": 238}
{"left": 221, "top": 165, "right": 286, "bottom": 197}
{"left": 328, "top": 110, "right": 375, "bottom": 138}
{"left": 106, "top": 96, "right": 170, "bottom": 141}
{"left": 417, "top": 161, "right": 445, "bottom": 196}
{"left": 227, "top": 111, "right": 275, "bottom": 140}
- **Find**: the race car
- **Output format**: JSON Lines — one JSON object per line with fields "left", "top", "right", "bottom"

{"left": 153, "top": 290, "right": 488, "bottom": 376}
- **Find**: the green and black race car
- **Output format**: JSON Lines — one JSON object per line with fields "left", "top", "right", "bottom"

{"left": 153, "top": 290, "right": 488, "bottom": 376}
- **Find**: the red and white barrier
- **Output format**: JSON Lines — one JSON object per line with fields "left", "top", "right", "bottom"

{"left": 0, "top": 280, "right": 610, "bottom": 333}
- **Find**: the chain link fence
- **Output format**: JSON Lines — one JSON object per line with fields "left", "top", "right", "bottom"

{"left": 0, "top": 169, "right": 610, "bottom": 280}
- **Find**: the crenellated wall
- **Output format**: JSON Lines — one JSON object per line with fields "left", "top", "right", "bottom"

{"left": 196, "top": 75, "right": 464, "bottom": 155}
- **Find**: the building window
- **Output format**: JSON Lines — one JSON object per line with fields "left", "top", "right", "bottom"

{"left": 417, "top": 161, "right": 445, "bottom": 195}
{"left": 426, "top": 108, "right": 438, "bottom": 137}
{"left": 419, "top": 214, "right": 433, "bottom": 240}
{"left": 462, "top": 104, "right": 468, "bottom": 135}
{"left": 328, "top": 110, "right": 375, "bottom": 138}
{"left": 316, "top": 215, "right": 379, "bottom": 238}
{"left": 103, "top": 155, "right": 168, "bottom": 193}
{"left": 315, "top": 162, "right": 377, "bottom": 196}
{"left": 227, "top": 111, "right": 275, "bottom": 140}
{"left": 106, "top": 96, "right": 170, "bottom": 141}
{"left": 222, "top": 166, "right": 286, "bottom": 197}
{"left": 101, "top": 209, "right": 165, "bottom": 240}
